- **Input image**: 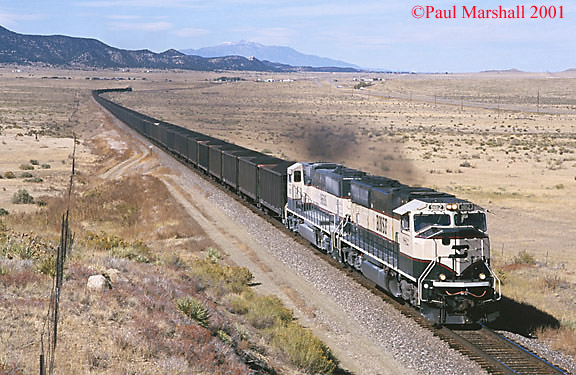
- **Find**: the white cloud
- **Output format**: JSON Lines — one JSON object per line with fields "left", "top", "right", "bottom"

{"left": 108, "top": 21, "right": 172, "bottom": 31}
{"left": 233, "top": 26, "right": 295, "bottom": 45}
{"left": 76, "top": 0, "right": 201, "bottom": 7}
{"left": 106, "top": 15, "right": 141, "bottom": 20}
{"left": 0, "top": 11, "right": 45, "bottom": 27}
{"left": 174, "top": 28, "right": 211, "bottom": 37}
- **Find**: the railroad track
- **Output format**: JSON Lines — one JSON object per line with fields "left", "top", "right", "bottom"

{"left": 439, "top": 326, "right": 567, "bottom": 374}
{"left": 292, "top": 243, "right": 569, "bottom": 375}
{"left": 96, "top": 95, "right": 571, "bottom": 375}
{"left": 159, "top": 143, "right": 571, "bottom": 375}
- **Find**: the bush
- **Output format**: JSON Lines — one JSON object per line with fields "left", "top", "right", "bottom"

{"left": 24, "top": 177, "right": 43, "bottom": 183}
{"left": 41, "top": 164, "right": 51, "bottom": 169}
{"left": 206, "top": 247, "right": 223, "bottom": 264}
{"left": 37, "top": 254, "right": 57, "bottom": 276}
{"left": 109, "top": 244, "right": 151, "bottom": 263}
{"left": 19, "top": 164, "right": 34, "bottom": 170}
{"left": 513, "top": 250, "right": 535, "bottom": 265}
{"left": 230, "top": 292, "right": 292, "bottom": 329}
{"left": 20, "top": 172, "right": 33, "bottom": 178}
{"left": 0, "top": 208, "right": 8, "bottom": 216}
{"left": 191, "top": 259, "right": 253, "bottom": 295}
{"left": 29, "top": 159, "right": 39, "bottom": 166}
{"left": 12, "top": 189, "right": 34, "bottom": 204}
{"left": 272, "top": 324, "right": 337, "bottom": 374}
{"left": 176, "top": 297, "right": 211, "bottom": 328}
{"left": 4, "top": 171, "right": 16, "bottom": 179}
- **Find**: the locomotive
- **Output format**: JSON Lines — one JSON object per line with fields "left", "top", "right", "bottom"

{"left": 93, "top": 88, "right": 501, "bottom": 325}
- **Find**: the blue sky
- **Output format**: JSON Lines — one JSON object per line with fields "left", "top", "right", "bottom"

{"left": 0, "top": 0, "right": 574, "bottom": 72}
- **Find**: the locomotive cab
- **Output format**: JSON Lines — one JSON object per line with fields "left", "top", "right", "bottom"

{"left": 394, "top": 199, "right": 501, "bottom": 324}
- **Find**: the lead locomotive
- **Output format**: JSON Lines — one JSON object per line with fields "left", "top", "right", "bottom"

{"left": 285, "top": 162, "right": 500, "bottom": 324}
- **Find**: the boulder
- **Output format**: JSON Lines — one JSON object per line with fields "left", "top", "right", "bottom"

{"left": 87, "top": 274, "right": 112, "bottom": 291}
{"left": 103, "top": 268, "right": 123, "bottom": 283}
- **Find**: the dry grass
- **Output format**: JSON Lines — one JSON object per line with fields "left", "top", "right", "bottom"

{"left": 0, "top": 74, "right": 343, "bottom": 374}
{"left": 106, "top": 70, "right": 576, "bottom": 363}
{"left": 1, "top": 67, "right": 575, "bottom": 370}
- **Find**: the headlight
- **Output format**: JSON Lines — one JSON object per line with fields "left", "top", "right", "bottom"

{"left": 439, "top": 273, "right": 447, "bottom": 281}
{"left": 479, "top": 273, "right": 486, "bottom": 280}
{"left": 446, "top": 203, "right": 458, "bottom": 211}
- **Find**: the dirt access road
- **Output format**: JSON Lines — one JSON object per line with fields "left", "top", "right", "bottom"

{"left": 89, "top": 97, "right": 413, "bottom": 375}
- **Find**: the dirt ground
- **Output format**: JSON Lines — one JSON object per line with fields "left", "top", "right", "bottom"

{"left": 1, "top": 67, "right": 575, "bottom": 366}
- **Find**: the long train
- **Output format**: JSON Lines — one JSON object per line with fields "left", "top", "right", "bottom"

{"left": 93, "top": 88, "right": 501, "bottom": 325}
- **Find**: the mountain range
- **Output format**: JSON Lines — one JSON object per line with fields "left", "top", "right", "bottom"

{"left": 0, "top": 26, "right": 361, "bottom": 72}
{"left": 181, "top": 41, "right": 359, "bottom": 69}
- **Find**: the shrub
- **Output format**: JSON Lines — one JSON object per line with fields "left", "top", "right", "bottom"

{"left": 41, "top": 164, "right": 51, "bottom": 169}
{"left": 3, "top": 171, "right": 16, "bottom": 179}
{"left": 109, "top": 244, "right": 151, "bottom": 263}
{"left": 272, "top": 324, "right": 337, "bottom": 374}
{"left": 12, "top": 189, "right": 34, "bottom": 204}
{"left": 513, "top": 250, "right": 535, "bottom": 265}
{"left": 206, "top": 247, "right": 223, "bottom": 264}
{"left": 176, "top": 297, "right": 211, "bottom": 328}
{"left": 191, "top": 259, "right": 253, "bottom": 295}
{"left": 24, "top": 177, "right": 43, "bottom": 183}
{"left": 0, "top": 208, "right": 8, "bottom": 216}
{"left": 37, "top": 253, "right": 57, "bottom": 276}
{"left": 19, "top": 164, "right": 34, "bottom": 170}
{"left": 230, "top": 292, "right": 292, "bottom": 329}
{"left": 29, "top": 159, "right": 39, "bottom": 166}
{"left": 20, "top": 172, "right": 33, "bottom": 178}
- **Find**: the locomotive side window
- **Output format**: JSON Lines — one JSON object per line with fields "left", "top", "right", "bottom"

{"left": 455, "top": 212, "right": 486, "bottom": 231}
{"left": 401, "top": 214, "right": 409, "bottom": 231}
{"left": 413, "top": 214, "right": 450, "bottom": 232}
{"left": 294, "top": 171, "right": 302, "bottom": 183}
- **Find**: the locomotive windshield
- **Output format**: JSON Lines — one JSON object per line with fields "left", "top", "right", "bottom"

{"left": 414, "top": 214, "right": 450, "bottom": 232}
{"left": 455, "top": 212, "right": 486, "bottom": 231}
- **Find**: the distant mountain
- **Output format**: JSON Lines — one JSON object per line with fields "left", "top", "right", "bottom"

{"left": 181, "top": 41, "right": 360, "bottom": 69}
{"left": 0, "top": 26, "right": 276, "bottom": 71}
{"left": 480, "top": 68, "right": 524, "bottom": 73}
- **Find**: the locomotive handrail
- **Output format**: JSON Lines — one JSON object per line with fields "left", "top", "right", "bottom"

{"left": 417, "top": 259, "right": 437, "bottom": 305}
{"left": 484, "top": 261, "right": 502, "bottom": 301}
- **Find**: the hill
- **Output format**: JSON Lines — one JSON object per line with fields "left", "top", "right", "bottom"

{"left": 181, "top": 40, "right": 359, "bottom": 69}
{"left": 0, "top": 26, "right": 361, "bottom": 72}
{"left": 0, "top": 25, "right": 273, "bottom": 70}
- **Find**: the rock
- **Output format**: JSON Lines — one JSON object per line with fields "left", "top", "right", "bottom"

{"left": 103, "top": 268, "right": 122, "bottom": 283}
{"left": 87, "top": 274, "right": 112, "bottom": 291}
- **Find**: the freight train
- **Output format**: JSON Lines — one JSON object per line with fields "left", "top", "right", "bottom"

{"left": 93, "top": 88, "right": 501, "bottom": 325}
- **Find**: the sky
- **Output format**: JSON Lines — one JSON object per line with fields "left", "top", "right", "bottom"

{"left": 0, "top": 0, "right": 574, "bottom": 72}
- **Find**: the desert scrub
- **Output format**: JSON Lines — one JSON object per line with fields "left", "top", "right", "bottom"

{"left": 272, "top": 323, "right": 337, "bottom": 374}
{"left": 24, "top": 177, "right": 43, "bottom": 183}
{"left": 3, "top": 171, "right": 16, "bottom": 179}
{"left": 229, "top": 291, "right": 292, "bottom": 329}
{"left": 19, "top": 164, "right": 34, "bottom": 171}
{"left": 12, "top": 189, "right": 35, "bottom": 204}
{"left": 190, "top": 254, "right": 253, "bottom": 295}
{"left": 176, "top": 296, "right": 211, "bottom": 328}
{"left": 19, "top": 172, "right": 33, "bottom": 178}
{"left": 228, "top": 290, "right": 337, "bottom": 373}
{"left": 84, "top": 231, "right": 154, "bottom": 263}
{"left": 513, "top": 250, "right": 536, "bottom": 265}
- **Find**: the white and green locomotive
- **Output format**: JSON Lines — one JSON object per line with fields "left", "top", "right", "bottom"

{"left": 285, "top": 162, "right": 501, "bottom": 325}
